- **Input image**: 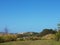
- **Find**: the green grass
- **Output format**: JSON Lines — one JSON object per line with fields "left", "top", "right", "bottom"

{"left": 0, "top": 40, "right": 60, "bottom": 45}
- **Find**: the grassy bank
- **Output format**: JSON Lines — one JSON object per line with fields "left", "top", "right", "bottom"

{"left": 0, "top": 40, "right": 60, "bottom": 45}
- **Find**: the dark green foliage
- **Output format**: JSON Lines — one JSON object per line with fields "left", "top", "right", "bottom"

{"left": 0, "top": 36, "right": 4, "bottom": 43}
{"left": 39, "top": 29, "right": 57, "bottom": 37}
{"left": 17, "top": 32, "right": 39, "bottom": 38}
{"left": 17, "top": 34, "right": 28, "bottom": 38}
{"left": 55, "top": 31, "right": 60, "bottom": 41}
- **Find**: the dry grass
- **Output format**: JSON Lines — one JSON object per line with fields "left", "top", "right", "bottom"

{"left": 0, "top": 40, "right": 60, "bottom": 45}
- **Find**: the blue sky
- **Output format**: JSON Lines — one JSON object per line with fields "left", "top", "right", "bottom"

{"left": 0, "top": 0, "right": 60, "bottom": 33}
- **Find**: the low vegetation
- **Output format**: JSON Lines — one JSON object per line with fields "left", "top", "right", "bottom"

{"left": 0, "top": 40, "right": 60, "bottom": 45}
{"left": 0, "top": 28, "right": 60, "bottom": 45}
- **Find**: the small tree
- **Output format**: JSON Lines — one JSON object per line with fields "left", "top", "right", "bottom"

{"left": 55, "top": 31, "right": 60, "bottom": 41}
{"left": 55, "top": 23, "right": 60, "bottom": 41}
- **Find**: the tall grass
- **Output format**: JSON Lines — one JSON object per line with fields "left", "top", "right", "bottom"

{"left": 0, "top": 40, "right": 60, "bottom": 45}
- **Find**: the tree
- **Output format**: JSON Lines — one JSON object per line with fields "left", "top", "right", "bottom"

{"left": 39, "top": 29, "right": 57, "bottom": 37}
{"left": 55, "top": 23, "right": 60, "bottom": 41}
{"left": 55, "top": 31, "right": 60, "bottom": 41}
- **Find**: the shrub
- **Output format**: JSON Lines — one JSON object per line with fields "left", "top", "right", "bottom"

{"left": 55, "top": 32, "right": 60, "bottom": 41}
{"left": 0, "top": 36, "right": 4, "bottom": 43}
{"left": 10, "top": 35, "right": 17, "bottom": 41}
{"left": 0, "top": 34, "right": 17, "bottom": 43}
{"left": 20, "top": 38, "right": 25, "bottom": 41}
{"left": 41, "top": 34, "right": 55, "bottom": 40}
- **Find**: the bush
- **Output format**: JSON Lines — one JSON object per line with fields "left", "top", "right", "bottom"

{"left": 0, "top": 36, "right": 4, "bottom": 43}
{"left": 29, "top": 37, "right": 40, "bottom": 40}
{"left": 10, "top": 35, "right": 17, "bottom": 41}
{"left": 55, "top": 32, "right": 60, "bottom": 41}
{"left": 0, "top": 34, "right": 17, "bottom": 43}
{"left": 41, "top": 34, "right": 55, "bottom": 40}
{"left": 40, "top": 29, "right": 57, "bottom": 37}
